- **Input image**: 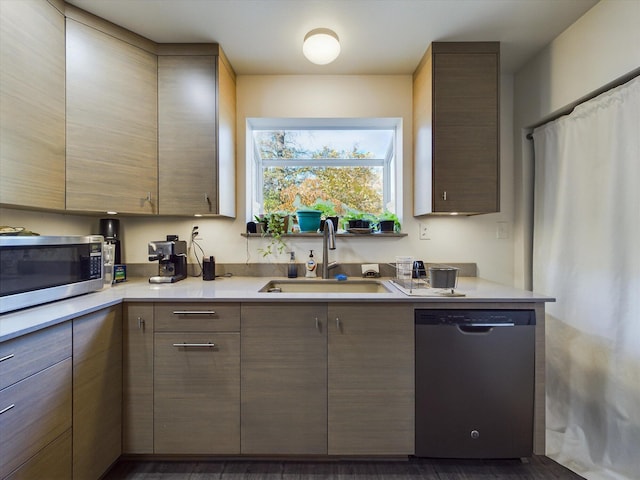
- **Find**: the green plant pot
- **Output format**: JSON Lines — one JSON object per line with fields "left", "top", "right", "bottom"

{"left": 296, "top": 209, "right": 322, "bottom": 232}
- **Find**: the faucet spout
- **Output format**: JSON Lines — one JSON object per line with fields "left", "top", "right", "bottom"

{"left": 322, "top": 219, "right": 337, "bottom": 279}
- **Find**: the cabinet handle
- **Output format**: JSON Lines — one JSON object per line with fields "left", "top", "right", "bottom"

{"left": 0, "top": 404, "right": 15, "bottom": 415}
{"left": 146, "top": 192, "right": 152, "bottom": 203}
{"left": 172, "top": 311, "right": 216, "bottom": 315}
{"left": 315, "top": 317, "right": 319, "bottom": 329}
{"left": 137, "top": 317, "right": 145, "bottom": 330}
{"left": 0, "top": 353, "right": 15, "bottom": 363}
{"left": 442, "top": 191, "right": 447, "bottom": 201}
{"left": 336, "top": 317, "right": 341, "bottom": 330}
{"left": 172, "top": 343, "right": 216, "bottom": 348}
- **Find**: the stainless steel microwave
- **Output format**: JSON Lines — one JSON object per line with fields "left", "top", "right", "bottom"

{"left": 0, "top": 235, "right": 104, "bottom": 314}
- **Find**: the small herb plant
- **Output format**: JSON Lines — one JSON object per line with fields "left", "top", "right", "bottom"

{"left": 256, "top": 212, "right": 290, "bottom": 257}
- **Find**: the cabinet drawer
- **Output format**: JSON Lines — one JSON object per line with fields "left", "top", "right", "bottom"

{"left": 154, "top": 303, "right": 240, "bottom": 332}
{"left": 0, "top": 322, "right": 72, "bottom": 390}
{"left": 5, "top": 429, "right": 71, "bottom": 480}
{"left": 0, "top": 358, "right": 72, "bottom": 478}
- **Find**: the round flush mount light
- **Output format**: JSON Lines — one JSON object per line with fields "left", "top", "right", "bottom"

{"left": 303, "top": 28, "right": 341, "bottom": 65}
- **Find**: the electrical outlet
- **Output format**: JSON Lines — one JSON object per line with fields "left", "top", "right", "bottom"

{"left": 191, "top": 225, "right": 203, "bottom": 240}
{"left": 419, "top": 223, "right": 430, "bottom": 240}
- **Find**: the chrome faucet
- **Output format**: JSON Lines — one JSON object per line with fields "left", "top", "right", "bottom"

{"left": 322, "top": 219, "right": 338, "bottom": 279}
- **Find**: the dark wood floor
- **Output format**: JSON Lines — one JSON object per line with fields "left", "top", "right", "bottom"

{"left": 103, "top": 456, "right": 584, "bottom": 479}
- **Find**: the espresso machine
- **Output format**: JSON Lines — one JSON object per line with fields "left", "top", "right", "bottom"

{"left": 148, "top": 236, "right": 187, "bottom": 283}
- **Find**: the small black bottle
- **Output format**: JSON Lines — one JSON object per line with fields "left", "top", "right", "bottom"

{"left": 287, "top": 251, "right": 297, "bottom": 278}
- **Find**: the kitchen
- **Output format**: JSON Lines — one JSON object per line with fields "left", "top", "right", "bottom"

{"left": 1, "top": 1, "right": 639, "bottom": 479}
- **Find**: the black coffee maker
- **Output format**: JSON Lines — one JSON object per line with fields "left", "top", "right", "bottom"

{"left": 148, "top": 236, "right": 187, "bottom": 283}
{"left": 99, "top": 218, "right": 122, "bottom": 264}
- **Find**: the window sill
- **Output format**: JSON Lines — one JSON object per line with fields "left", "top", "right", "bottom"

{"left": 241, "top": 232, "right": 407, "bottom": 238}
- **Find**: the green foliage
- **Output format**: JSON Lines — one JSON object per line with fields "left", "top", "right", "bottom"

{"left": 378, "top": 210, "right": 401, "bottom": 232}
{"left": 258, "top": 131, "right": 384, "bottom": 216}
{"left": 256, "top": 213, "right": 289, "bottom": 257}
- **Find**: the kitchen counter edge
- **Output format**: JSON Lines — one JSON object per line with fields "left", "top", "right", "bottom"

{"left": 0, "top": 276, "right": 554, "bottom": 342}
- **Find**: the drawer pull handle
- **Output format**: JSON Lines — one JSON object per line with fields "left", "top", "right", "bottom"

{"left": 172, "top": 311, "right": 216, "bottom": 315}
{"left": 0, "top": 354, "right": 15, "bottom": 363}
{"left": 172, "top": 343, "right": 216, "bottom": 348}
{"left": 0, "top": 404, "right": 15, "bottom": 415}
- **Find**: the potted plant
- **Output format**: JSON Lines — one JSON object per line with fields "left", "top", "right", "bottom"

{"left": 343, "top": 210, "right": 376, "bottom": 230}
{"left": 378, "top": 211, "right": 401, "bottom": 232}
{"left": 313, "top": 200, "right": 339, "bottom": 232}
{"left": 256, "top": 212, "right": 290, "bottom": 257}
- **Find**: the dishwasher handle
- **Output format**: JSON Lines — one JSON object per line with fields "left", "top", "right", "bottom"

{"left": 457, "top": 323, "right": 514, "bottom": 334}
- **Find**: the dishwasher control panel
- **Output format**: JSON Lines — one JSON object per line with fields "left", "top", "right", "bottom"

{"left": 415, "top": 309, "right": 535, "bottom": 326}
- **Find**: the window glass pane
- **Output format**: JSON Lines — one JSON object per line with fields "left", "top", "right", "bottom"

{"left": 254, "top": 129, "right": 393, "bottom": 160}
{"left": 249, "top": 120, "right": 400, "bottom": 224}
{"left": 263, "top": 165, "right": 383, "bottom": 215}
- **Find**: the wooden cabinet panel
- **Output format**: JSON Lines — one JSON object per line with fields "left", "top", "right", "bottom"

{"left": 123, "top": 303, "right": 154, "bottom": 454}
{"left": 0, "top": 0, "right": 66, "bottom": 210}
{"left": 5, "top": 428, "right": 71, "bottom": 480}
{"left": 157, "top": 47, "right": 236, "bottom": 217}
{"left": 66, "top": 19, "right": 157, "bottom": 214}
{"left": 328, "top": 304, "right": 414, "bottom": 455}
{"left": 158, "top": 55, "right": 217, "bottom": 215}
{"left": 154, "top": 302, "right": 240, "bottom": 332}
{"left": 73, "top": 306, "right": 122, "bottom": 480}
{"left": 413, "top": 42, "right": 500, "bottom": 215}
{"left": 0, "top": 358, "right": 72, "bottom": 478}
{"left": 154, "top": 332, "right": 240, "bottom": 454}
{"left": 241, "top": 303, "right": 327, "bottom": 454}
{"left": 0, "top": 322, "right": 71, "bottom": 390}
{"left": 216, "top": 52, "right": 237, "bottom": 218}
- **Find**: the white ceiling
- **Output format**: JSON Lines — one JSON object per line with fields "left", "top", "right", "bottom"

{"left": 66, "top": 0, "right": 599, "bottom": 75}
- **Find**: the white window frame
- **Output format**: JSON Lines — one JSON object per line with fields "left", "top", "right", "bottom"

{"left": 246, "top": 117, "right": 403, "bottom": 222}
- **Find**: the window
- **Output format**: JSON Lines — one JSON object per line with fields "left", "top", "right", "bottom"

{"left": 247, "top": 118, "right": 402, "bottom": 222}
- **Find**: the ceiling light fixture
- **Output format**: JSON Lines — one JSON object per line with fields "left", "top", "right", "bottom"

{"left": 303, "top": 28, "right": 340, "bottom": 65}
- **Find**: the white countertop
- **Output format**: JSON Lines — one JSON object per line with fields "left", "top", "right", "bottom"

{"left": 0, "top": 276, "right": 554, "bottom": 342}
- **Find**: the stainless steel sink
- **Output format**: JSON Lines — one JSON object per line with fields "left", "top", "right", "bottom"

{"left": 259, "top": 279, "right": 392, "bottom": 294}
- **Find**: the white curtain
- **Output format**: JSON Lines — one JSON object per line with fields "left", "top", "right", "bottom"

{"left": 533, "top": 76, "right": 640, "bottom": 480}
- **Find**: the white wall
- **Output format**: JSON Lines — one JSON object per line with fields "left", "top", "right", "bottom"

{"left": 513, "top": 0, "right": 640, "bottom": 289}
{"left": 1, "top": 73, "right": 517, "bottom": 285}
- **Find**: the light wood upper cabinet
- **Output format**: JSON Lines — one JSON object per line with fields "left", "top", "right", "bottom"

{"left": 328, "top": 303, "right": 414, "bottom": 455}
{"left": 157, "top": 46, "right": 236, "bottom": 217}
{"left": 72, "top": 306, "right": 122, "bottom": 480}
{"left": 413, "top": 42, "right": 500, "bottom": 215}
{"left": 66, "top": 18, "right": 158, "bottom": 214}
{"left": 0, "top": 0, "right": 66, "bottom": 210}
{"left": 241, "top": 303, "right": 328, "bottom": 455}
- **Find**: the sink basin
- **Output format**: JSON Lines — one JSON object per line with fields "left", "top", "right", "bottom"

{"left": 259, "top": 279, "right": 392, "bottom": 294}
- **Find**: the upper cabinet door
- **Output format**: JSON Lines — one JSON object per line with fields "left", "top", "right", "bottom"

{"left": 66, "top": 19, "right": 158, "bottom": 214}
{"left": 157, "top": 48, "right": 236, "bottom": 217}
{"left": 158, "top": 55, "right": 217, "bottom": 215}
{"left": 0, "top": 0, "right": 66, "bottom": 210}
{"left": 413, "top": 42, "right": 500, "bottom": 216}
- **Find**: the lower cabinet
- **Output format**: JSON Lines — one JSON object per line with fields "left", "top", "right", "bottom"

{"left": 240, "top": 302, "right": 415, "bottom": 455}
{"left": 119, "top": 300, "right": 414, "bottom": 457}
{"left": 0, "top": 359, "right": 72, "bottom": 479}
{"left": 328, "top": 303, "right": 414, "bottom": 455}
{"left": 153, "top": 304, "right": 240, "bottom": 454}
{"left": 122, "top": 303, "right": 154, "bottom": 454}
{"left": 73, "top": 306, "right": 122, "bottom": 480}
{"left": 241, "top": 303, "right": 327, "bottom": 454}
{"left": 5, "top": 429, "right": 72, "bottom": 480}
{"left": 0, "top": 322, "right": 72, "bottom": 479}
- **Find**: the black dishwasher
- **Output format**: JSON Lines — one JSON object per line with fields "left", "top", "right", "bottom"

{"left": 415, "top": 309, "right": 536, "bottom": 458}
